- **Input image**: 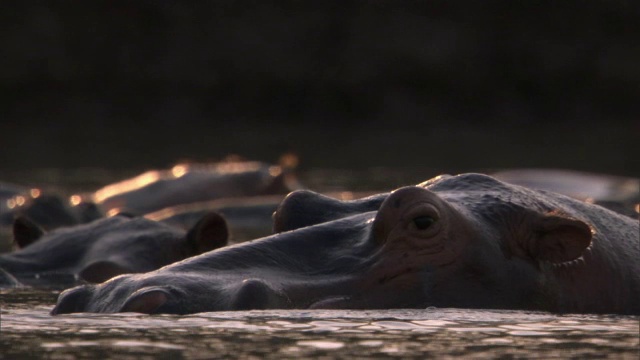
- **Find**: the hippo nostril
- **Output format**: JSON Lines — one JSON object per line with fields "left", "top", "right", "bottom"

{"left": 232, "top": 279, "right": 288, "bottom": 310}
{"left": 120, "top": 287, "right": 171, "bottom": 314}
{"left": 51, "top": 285, "right": 92, "bottom": 315}
{"left": 273, "top": 190, "right": 319, "bottom": 233}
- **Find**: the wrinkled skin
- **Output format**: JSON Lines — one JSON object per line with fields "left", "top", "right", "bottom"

{"left": 0, "top": 212, "right": 228, "bottom": 287}
{"left": 52, "top": 174, "right": 639, "bottom": 315}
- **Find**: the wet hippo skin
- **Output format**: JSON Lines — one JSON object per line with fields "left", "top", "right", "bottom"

{"left": 1, "top": 159, "right": 298, "bottom": 233}
{"left": 92, "top": 160, "right": 298, "bottom": 216}
{"left": 52, "top": 174, "right": 639, "bottom": 315}
{"left": 492, "top": 169, "right": 639, "bottom": 218}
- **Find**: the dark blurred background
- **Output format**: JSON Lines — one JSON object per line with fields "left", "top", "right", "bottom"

{"left": 1, "top": 0, "right": 638, "bottom": 176}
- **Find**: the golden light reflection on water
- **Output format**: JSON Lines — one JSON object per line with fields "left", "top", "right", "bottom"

{"left": 635, "top": 203, "right": 639, "bottom": 214}
{"left": 297, "top": 340, "right": 345, "bottom": 350}
{"left": 2, "top": 289, "right": 639, "bottom": 359}
{"left": 93, "top": 171, "right": 161, "bottom": 203}
{"left": 171, "top": 165, "right": 188, "bottom": 178}
{"left": 15, "top": 196, "right": 26, "bottom": 206}
{"left": 6, "top": 199, "right": 16, "bottom": 209}
{"left": 144, "top": 207, "right": 176, "bottom": 222}
{"left": 268, "top": 166, "right": 282, "bottom": 177}
{"left": 91, "top": 161, "right": 274, "bottom": 206}
{"left": 69, "top": 195, "right": 82, "bottom": 206}
{"left": 279, "top": 153, "right": 299, "bottom": 169}
{"left": 106, "top": 208, "right": 122, "bottom": 217}
{"left": 339, "top": 191, "right": 354, "bottom": 200}
{"left": 215, "top": 161, "right": 262, "bottom": 174}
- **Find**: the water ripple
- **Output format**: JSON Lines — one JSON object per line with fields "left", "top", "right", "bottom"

{"left": 1, "top": 289, "right": 638, "bottom": 358}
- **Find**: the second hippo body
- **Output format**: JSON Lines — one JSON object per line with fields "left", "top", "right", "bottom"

{"left": 0, "top": 213, "right": 228, "bottom": 287}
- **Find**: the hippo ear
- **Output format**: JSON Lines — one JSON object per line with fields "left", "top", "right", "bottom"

{"left": 79, "top": 260, "right": 130, "bottom": 283}
{"left": 12, "top": 216, "right": 45, "bottom": 248}
{"left": 527, "top": 212, "right": 593, "bottom": 263}
{"left": 120, "top": 287, "right": 169, "bottom": 314}
{"left": 186, "top": 212, "right": 229, "bottom": 254}
{"left": 74, "top": 201, "right": 103, "bottom": 223}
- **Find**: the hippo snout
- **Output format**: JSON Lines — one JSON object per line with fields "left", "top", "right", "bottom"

{"left": 51, "top": 285, "right": 92, "bottom": 315}
{"left": 273, "top": 190, "right": 341, "bottom": 233}
{"left": 273, "top": 189, "right": 387, "bottom": 233}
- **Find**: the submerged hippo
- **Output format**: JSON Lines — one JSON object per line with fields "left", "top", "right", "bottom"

{"left": 145, "top": 192, "right": 376, "bottom": 243}
{"left": 144, "top": 195, "right": 287, "bottom": 244}
{"left": 52, "top": 174, "right": 639, "bottom": 315}
{"left": 0, "top": 212, "right": 228, "bottom": 287}
{"left": 0, "top": 193, "right": 102, "bottom": 231}
{"left": 91, "top": 159, "right": 299, "bottom": 216}
{"left": 2, "top": 159, "right": 298, "bottom": 232}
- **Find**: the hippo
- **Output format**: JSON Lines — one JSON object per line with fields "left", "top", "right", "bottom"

{"left": 51, "top": 174, "right": 639, "bottom": 315}
{"left": 1, "top": 159, "right": 298, "bottom": 233}
{"left": 0, "top": 212, "right": 229, "bottom": 287}
{"left": 145, "top": 192, "right": 376, "bottom": 243}
{"left": 90, "top": 159, "right": 300, "bottom": 216}
{"left": 144, "top": 195, "right": 287, "bottom": 243}
{"left": 493, "top": 169, "right": 639, "bottom": 218}
{"left": 1, "top": 193, "right": 102, "bottom": 231}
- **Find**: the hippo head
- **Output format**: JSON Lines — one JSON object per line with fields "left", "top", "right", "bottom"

{"left": 3, "top": 212, "right": 229, "bottom": 286}
{"left": 3, "top": 194, "right": 103, "bottom": 232}
{"left": 52, "top": 174, "right": 597, "bottom": 315}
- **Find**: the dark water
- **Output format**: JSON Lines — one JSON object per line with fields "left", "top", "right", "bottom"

{"left": 1, "top": 167, "right": 639, "bottom": 358}
{"left": 1, "top": 288, "right": 638, "bottom": 359}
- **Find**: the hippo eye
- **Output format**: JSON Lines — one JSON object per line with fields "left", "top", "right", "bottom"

{"left": 413, "top": 216, "right": 436, "bottom": 230}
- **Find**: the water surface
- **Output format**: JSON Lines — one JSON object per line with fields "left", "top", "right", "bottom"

{"left": 2, "top": 288, "right": 638, "bottom": 359}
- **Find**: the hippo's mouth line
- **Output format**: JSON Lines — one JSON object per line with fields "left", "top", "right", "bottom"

{"left": 377, "top": 267, "right": 417, "bottom": 284}
{"left": 307, "top": 296, "right": 352, "bottom": 309}
{"left": 302, "top": 266, "right": 427, "bottom": 310}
